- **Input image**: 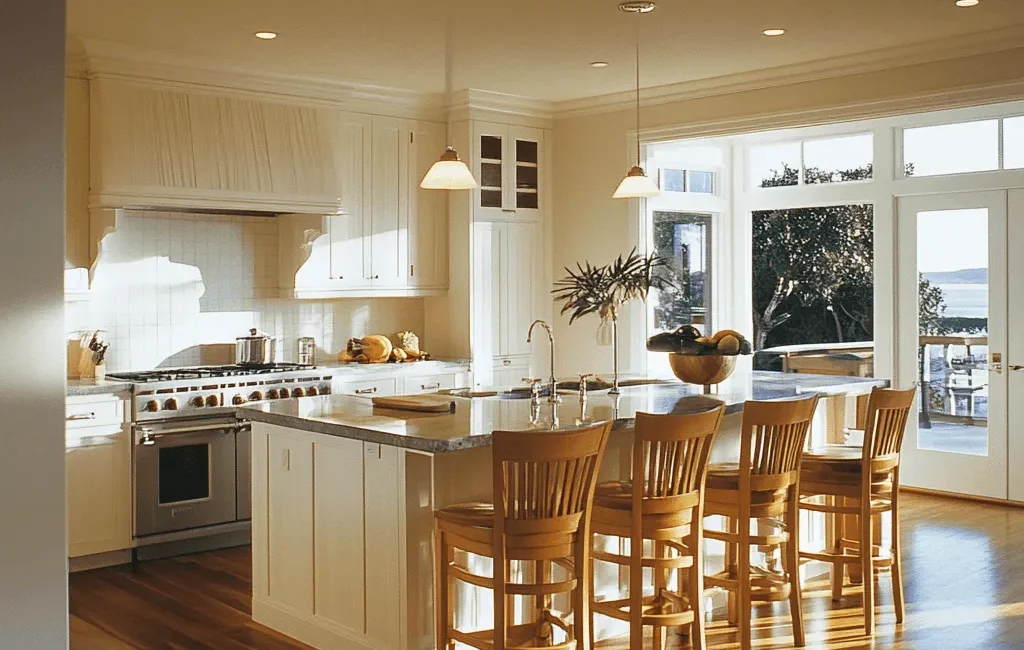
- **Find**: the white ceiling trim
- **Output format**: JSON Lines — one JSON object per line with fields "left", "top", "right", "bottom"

{"left": 553, "top": 25, "right": 1024, "bottom": 119}
{"left": 636, "top": 78, "right": 1024, "bottom": 143}
{"left": 448, "top": 89, "right": 555, "bottom": 126}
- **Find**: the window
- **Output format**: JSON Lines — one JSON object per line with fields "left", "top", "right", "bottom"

{"left": 803, "top": 134, "right": 873, "bottom": 184}
{"left": 750, "top": 142, "right": 800, "bottom": 187}
{"left": 688, "top": 170, "right": 715, "bottom": 194}
{"left": 903, "top": 119, "right": 999, "bottom": 177}
{"left": 660, "top": 169, "right": 686, "bottom": 192}
{"left": 658, "top": 168, "right": 716, "bottom": 194}
{"left": 751, "top": 204, "right": 874, "bottom": 374}
{"left": 650, "top": 212, "right": 712, "bottom": 334}
{"left": 1005, "top": 116, "right": 1024, "bottom": 170}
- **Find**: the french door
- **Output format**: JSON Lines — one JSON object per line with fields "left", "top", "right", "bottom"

{"left": 896, "top": 191, "right": 1010, "bottom": 499}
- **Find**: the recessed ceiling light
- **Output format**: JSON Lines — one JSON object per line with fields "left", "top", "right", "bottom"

{"left": 955, "top": 0, "right": 979, "bottom": 6}
{"left": 254, "top": 31, "right": 278, "bottom": 40}
{"left": 590, "top": 61, "right": 610, "bottom": 68}
{"left": 762, "top": 28, "right": 786, "bottom": 37}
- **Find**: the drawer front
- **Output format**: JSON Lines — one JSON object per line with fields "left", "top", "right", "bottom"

{"left": 404, "top": 373, "right": 457, "bottom": 395}
{"left": 339, "top": 378, "right": 397, "bottom": 398}
{"left": 66, "top": 396, "right": 124, "bottom": 430}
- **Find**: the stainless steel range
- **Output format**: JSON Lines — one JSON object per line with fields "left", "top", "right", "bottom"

{"left": 106, "top": 363, "right": 334, "bottom": 557}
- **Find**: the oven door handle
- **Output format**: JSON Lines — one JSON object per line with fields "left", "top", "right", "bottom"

{"left": 136, "top": 422, "right": 243, "bottom": 445}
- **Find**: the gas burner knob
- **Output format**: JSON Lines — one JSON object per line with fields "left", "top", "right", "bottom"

{"left": 292, "top": 387, "right": 305, "bottom": 398}
{"left": 206, "top": 395, "right": 220, "bottom": 408}
{"left": 144, "top": 400, "right": 160, "bottom": 413}
{"left": 249, "top": 391, "right": 264, "bottom": 402}
{"left": 306, "top": 386, "right": 319, "bottom": 396}
{"left": 232, "top": 394, "right": 246, "bottom": 406}
{"left": 163, "top": 398, "right": 179, "bottom": 411}
{"left": 279, "top": 388, "right": 290, "bottom": 399}
{"left": 319, "top": 384, "right": 332, "bottom": 395}
{"left": 267, "top": 389, "right": 280, "bottom": 400}
{"left": 190, "top": 396, "right": 205, "bottom": 408}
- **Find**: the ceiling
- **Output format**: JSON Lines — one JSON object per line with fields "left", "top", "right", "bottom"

{"left": 67, "top": 0, "right": 1024, "bottom": 103}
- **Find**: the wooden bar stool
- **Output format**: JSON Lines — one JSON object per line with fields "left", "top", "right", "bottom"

{"left": 798, "top": 385, "right": 915, "bottom": 635}
{"left": 434, "top": 422, "right": 613, "bottom": 650}
{"left": 589, "top": 402, "right": 726, "bottom": 650}
{"left": 703, "top": 395, "right": 821, "bottom": 649}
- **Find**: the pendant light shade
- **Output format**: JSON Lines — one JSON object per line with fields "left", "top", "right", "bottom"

{"left": 421, "top": 10, "right": 478, "bottom": 191}
{"left": 613, "top": 165, "right": 660, "bottom": 198}
{"left": 614, "top": 2, "right": 659, "bottom": 199}
{"left": 420, "top": 146, "right": 477, "bottom": 189}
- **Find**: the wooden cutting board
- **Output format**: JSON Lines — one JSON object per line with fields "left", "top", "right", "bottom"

{"left": 371, "top": 395, "right": 456, "bottom": 413}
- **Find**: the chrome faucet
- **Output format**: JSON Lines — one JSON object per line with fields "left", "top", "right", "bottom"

{"left": 527, "top": 320, "right": 559, "bottom": 403}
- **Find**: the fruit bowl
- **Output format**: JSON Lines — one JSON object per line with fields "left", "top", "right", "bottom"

{"left": 668, "top": 353, "right": 738, "bottom": 386}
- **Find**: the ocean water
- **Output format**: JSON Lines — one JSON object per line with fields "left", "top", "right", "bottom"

{"left": 935, "top": 283, "right": 987, "bottom": 318}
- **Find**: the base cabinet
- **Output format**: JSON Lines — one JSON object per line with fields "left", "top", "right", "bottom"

{"left": 66, "top": 433, "right": 131, "bottom": 558}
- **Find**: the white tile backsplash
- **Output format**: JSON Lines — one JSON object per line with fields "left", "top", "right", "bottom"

{"left": 66, "top": 210, "right": 425, "bottom": 375}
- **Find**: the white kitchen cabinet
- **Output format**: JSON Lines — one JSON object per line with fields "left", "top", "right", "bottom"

{"left": 66, "top": 395, "right": 130, "bottom": 560}
{"left": 400, "top": 372, "right": 462, "bottom": 395}
{"left": 327, "top": 112, "right": 373, "bottom": 290}
{"left": 369, "top": 116, "right": 409, "bottom": 288}
{"left": 408, "top": 120, "right": 449, "bottom": 289}
{"left": 474, "top": 122, "right": 544, "bottom": 222}
{"left": 472, "top": 220, "right": 541, "bottom": 387}
{"left": 336, "top": 377, "right": 398, "bottom": 398}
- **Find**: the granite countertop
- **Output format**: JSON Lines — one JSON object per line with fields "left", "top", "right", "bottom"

{"left": 310, "top": 358, "right": 471, "bottom": 378}
{"left": 66, "top": 378, "right": 134, "bottom": 397}
{"left": 240, "top": 371, "right": 887, "bottom": 454}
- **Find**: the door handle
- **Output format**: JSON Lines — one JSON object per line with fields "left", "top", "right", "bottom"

{"left": 1010, "top": 365, "right": 1024, "bottom": 372}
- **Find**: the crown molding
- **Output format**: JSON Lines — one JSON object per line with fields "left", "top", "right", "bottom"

{"left": 79, "top": 38, "right": 448, "bottom": 121}
{"left": 637, "top": 79, "right": 1024, "bottom": 143}
{"left": 448, "top": 89, "right": 555, "bottom": 127}
{"left": 553, "top": 25, "right": 1024, "bottom": 119}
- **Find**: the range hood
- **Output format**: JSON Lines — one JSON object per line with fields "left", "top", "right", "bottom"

{"left": 90, "top": 78, "right": 343, "bottom": 215}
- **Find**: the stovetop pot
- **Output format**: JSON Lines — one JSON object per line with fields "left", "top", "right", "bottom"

{"left": 236, "top": 328, "right": 276, "bottom": 366}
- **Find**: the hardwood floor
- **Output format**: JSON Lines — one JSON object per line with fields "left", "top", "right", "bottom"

{"left": 70, "top": 493, "right": 1024, "bottom": 649}
{"left": 69, "top": 545, "right": 313, "bottom": 650}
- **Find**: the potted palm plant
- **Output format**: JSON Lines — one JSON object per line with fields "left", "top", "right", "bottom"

{"left": 552, "top": 248, "right": 669, "bottom": 394}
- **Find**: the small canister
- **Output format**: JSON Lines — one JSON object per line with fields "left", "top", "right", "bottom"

{"left": 297, "top": 336, "right": 316, "bottom": 366}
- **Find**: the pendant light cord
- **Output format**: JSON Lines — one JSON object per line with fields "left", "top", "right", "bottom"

{"left": 444, "top": 6, "right": 453, "bottom": 106}
{"left": 634, "top": 12, "right": 641, "bottom": 166}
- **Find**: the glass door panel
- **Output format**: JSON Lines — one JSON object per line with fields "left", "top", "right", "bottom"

{"left": 897, "top": 191, "right": 1007, "bottom": 499}
{"left": 515, "top": 139, "right": 539, "bottom": 210}
{"left": 479, "top": 134, "right": 503, "bottom": 209}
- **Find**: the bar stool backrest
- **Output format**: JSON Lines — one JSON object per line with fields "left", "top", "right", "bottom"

{"left": 632, "top": 404, "right": 725, "bottom": 515}
{"left": 739, "top": 395, "right": 821, "bottom": 492}
{"left": 491, "top": 422, "right": 613, "bottom": 559}
{"left": 861, "top": 386, "right": 917, "bottom": 465}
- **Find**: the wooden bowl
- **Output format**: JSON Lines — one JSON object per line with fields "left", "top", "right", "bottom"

{"left": 668, "top": 353, "right": 738, "bottom": 386}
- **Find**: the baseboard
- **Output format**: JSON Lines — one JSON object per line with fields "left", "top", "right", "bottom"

{"left": 900, "top": 485, "right": 1024, "bottom": 508}
{"left": 69, "top": 549, "right": 132, "bottom": 572}
{"left": 252, "top": 597, "right": 383, "bottom": 650}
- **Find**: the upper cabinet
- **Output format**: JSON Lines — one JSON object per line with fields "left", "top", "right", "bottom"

{"left": 281, "top": 115, "right": 449, "bottom": 299}
{"left": 474, "top": 122, "right": 544, "bottom": 222}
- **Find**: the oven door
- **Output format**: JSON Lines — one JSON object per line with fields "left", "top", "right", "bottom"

{"left": 134, "top": 419, "right": 239, "bottom": 537}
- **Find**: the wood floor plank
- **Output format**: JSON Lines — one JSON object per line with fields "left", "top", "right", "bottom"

{"left": 70, "top": 493, "right": 1024, "bottom": 649}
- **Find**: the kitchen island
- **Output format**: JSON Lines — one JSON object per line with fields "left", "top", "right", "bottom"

{"left": 240, "top": 371, "right": 885, "bottom": 650}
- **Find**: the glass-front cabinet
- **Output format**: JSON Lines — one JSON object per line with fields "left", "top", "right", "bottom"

{"left": 475, "top": 122, "right": 543, "bottom": 221}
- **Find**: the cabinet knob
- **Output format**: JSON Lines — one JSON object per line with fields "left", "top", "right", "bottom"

{"left": 373, "top": 274, "right": 380, "bottom": 280}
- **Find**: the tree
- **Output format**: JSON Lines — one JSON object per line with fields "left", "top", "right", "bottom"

{"left": 752, "top": 163, "right": 874, "bottom": 348}
{"left": 919, "top": 275, "right": 947, "bottom": 335}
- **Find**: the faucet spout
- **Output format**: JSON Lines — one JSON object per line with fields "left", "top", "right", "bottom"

{"left": 527, "top": 320, "right": 559, "bottom": 403}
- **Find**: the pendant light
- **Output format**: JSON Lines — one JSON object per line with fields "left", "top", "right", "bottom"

{"left": 420, "top": 10, "right": 478, "bottom": 190}
{"left": 613, "top": 1, "right": 660, "bottom": 199}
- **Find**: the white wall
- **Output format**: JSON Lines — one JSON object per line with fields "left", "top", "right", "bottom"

{"left": 66, "top": 210, "right": 425, "bottom": 374}
{"left": 0, "top": 1, "right": 70, "bottom": 647}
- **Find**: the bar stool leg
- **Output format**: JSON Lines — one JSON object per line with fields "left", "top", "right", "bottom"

{"left": 891, "top": 470, "right": 905, "bottom": 625}
{"left": 629, "top": 532, "right": 644, "bottom": 650}
{"left": 737, "top": 514, "right": 752, "bottom": 649}
{"left": 785, "top": 489, "right": 805, "bottom": 647}
{"left": 831, "top": 497, "right": 845, "bottom": 602}
{"left": 690, "top": 515, "right": 707, "bottom": 650}
{"left": 434, "top": 529, "right": 454, "bottom": 650}
{"left": 726, "top": 516, "right": 738, "bottom": 626}
{"left": 653, "top": 540, "right": 666, "bottom": 650}
{"left": 860, "top": 499, "right": 875, "bottom": 636}
{"left": 575, "top": 529, "right": 591, "bottom": 650}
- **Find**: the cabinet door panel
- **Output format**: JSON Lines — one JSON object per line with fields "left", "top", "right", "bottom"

{"left": 509, "top": 126, "right": 543, "bottom": 219}
{"left": 475, "top": 122, "right": 509, "bottom": 220}
{"left": 408, "top": 121, "right": 448, "bottom": 288}
{"left": 313, "top": 437, "right": 365, "bottom": 630}
{"left": 503, "top": 221, "right": 537, "bottom": 357}
{"left": 66, "top": 433, "right": 130, "bottom": 558}
{"left": 267, "top": 435, "right": 314, "bottom": 613}
{"left": 331, "top": 112, "right": 372, "bottom": 287}
{"left": 472, "top": 222, "right": 502, "bottom": 381}
{"left": 364, "top": 443, "right": 402, "bottom": 650}
{"left": 370, "top": 116, "right": 408, "bottom": 287}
